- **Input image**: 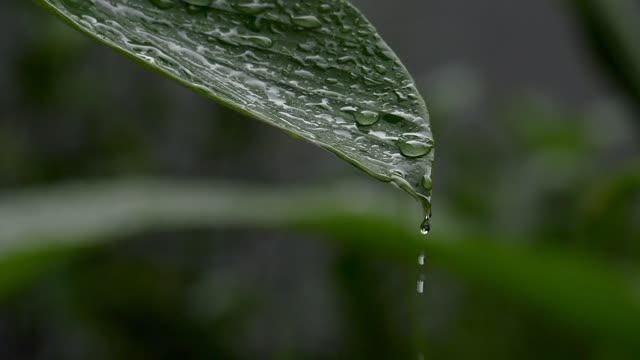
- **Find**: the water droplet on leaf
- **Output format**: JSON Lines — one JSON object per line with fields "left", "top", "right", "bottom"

{"left": 182, "top": 0, "right": 211, "bottom": 6}
{"left": 149, "top": 0, "right": 175, "bottom": 9}
{"left": 290, "top": 15, "right": 323, "bottom": 29}
{"left": 242, "top": 35, "right": 273, "bottom": 48}
{"left": 233, "top": 2, "right": 274, "bottom": 15}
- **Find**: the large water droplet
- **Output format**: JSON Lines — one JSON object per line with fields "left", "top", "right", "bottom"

{"left": 354, "top": 111, "right": 380, "bottom": 126}
{"left": 397, "top": 134, "right": 433, "bottom": 158}
{"left": 290, "top": 15, "right": 323, "bottom": 29}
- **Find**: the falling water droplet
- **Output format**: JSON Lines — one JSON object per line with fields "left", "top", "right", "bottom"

{"left": 290, "top": 15, "right": 323, "bottom": 29}
{"left": 416, "top": 275, "right": 425, "bottom": 293}
{"left": 418, "top": 251, "right": 425, "bottom": 266}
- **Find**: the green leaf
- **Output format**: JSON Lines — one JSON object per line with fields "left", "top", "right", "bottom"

{"left": 35, "top": 0, "right": 434, "bottom": 215}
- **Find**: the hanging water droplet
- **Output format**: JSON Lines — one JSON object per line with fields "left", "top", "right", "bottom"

{"left": 149, "top": 0, "right": 175, "bottom": 9}
{"left": 420, "top": 215, "right": 431, "bottom": 235}
{"left": 233, "top": 2, "right": 274, "bottom": 15}
{"left": 290, "top": 15, "right": 323, "bottom": 29}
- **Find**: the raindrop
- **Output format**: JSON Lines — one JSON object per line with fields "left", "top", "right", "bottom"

{"left": 354, "top": 111, "right": 380, "bottom": 126}
{"left": 416, "top": 275, "right": 425, "bottom": 293}
{"left": 290, "top": 15, "right": 323, "bottom": 29}
{"left": 397, "top": 134, "right": 433, "bottom": 158}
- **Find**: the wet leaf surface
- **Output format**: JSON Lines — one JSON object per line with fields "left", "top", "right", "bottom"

{"left": 37, "top": 0, "right": 434, "bottom": 213}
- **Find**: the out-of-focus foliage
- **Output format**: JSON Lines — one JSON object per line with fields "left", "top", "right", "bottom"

{"left": 0, "top": 0, "right": 639, "bottom": 359}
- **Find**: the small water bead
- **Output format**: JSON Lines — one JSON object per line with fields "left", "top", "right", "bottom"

{"left": 374, "top": 64, "right": 387, "bottom": 74}
{"left": 290, "top": 15, "right": 323, "bottom": 29}
{"left": 149, "top": 0, "right": 175, "bottom": 9}
{"left": 319, "top": 3, "right": 332, "bottom": 12}
{"left": 337, "top": 56, "right": 358, "bottom": 65}
{"left": 182, "top": 0, "right": 210, "bottom": 6}
{"left": 325, "top": 77, "right": 338, "bottom": 84}
{"left": 297, "top": 41, "right": 317, "bottom": 52}
{"left": 186, "top": 4, "right": 207, "bottom": 13}
{"left": 293, "top": 69, "right": 314, "bottom": 79}
{"left": 394, "top": 90, "right": 409, "bottom": 102}
{"left": 376, "top": 48, "right": 394, "bottom": 61}
{"left": 233, "top": 2, "right": 274, "bottom": 15}
{"left": 242, "top": 35, "right": 273, "bottom": 48}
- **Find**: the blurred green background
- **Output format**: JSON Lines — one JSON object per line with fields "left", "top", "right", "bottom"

{"left": 1, "top": 0, "right": 640, "bottom": 359}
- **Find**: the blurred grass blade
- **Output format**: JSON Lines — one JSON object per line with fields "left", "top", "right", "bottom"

{"left": 2, "top": 179, "right": 640, "bottom": 353}
{"left": 568, "top": 0, "right": 640, "bottom": 114}
{"left": 35, "top": 0, "right": 434, "bottom": 213}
